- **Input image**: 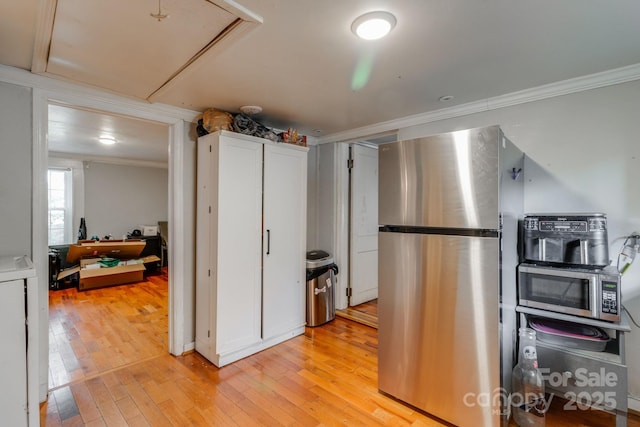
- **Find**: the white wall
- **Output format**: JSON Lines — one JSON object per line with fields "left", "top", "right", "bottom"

{"left": 0, "top": 81, "right": 32, "bottom": 257}
{"left": 83, "top": 162, "right": 168, "bottom": 239}
{"left": 397, "top": 79, "right": 640, "bottom": 407}
{"left": 306, "top": 144, "right": 319, "bottom": 250}
{"left": 317, "top": 143, "right": 337, "bottom": 253}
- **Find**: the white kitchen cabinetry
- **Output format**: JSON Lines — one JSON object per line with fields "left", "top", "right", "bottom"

{"left": 0, "top": 256, "right": 38, "bottom": 427}
{"left": 195, "top": 130, "right": 307, "bottom": 367}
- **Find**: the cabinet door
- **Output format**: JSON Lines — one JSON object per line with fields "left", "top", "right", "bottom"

{"left": 216, "top": 137, "right": 263, "bottom": 353}
{"left": 0, "top": 279, "right": 28, "bottom": 427}
{"left": 263, "top": 144, "right": 307, "bottom": 339}
{"left": 195, "top": 133, "right": 263, "bottom": 362}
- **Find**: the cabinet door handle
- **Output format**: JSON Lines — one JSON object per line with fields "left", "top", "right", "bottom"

{"left": 266, "top": 229, "right": 271, "bottom": 255}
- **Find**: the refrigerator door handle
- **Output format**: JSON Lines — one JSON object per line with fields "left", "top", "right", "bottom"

{"left": 266, "top": 229, "right": 271, "bottom": 255}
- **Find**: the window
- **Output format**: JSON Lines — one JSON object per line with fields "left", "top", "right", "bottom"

{"left": 48, "top": 168, "right": 73, "bottom": 245}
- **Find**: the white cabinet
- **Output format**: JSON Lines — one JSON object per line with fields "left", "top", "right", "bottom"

{"left": 0, "top": 256, "right": 38, "bottom": 427}
{"left": 195, "top": 131, "right": 307, "bottom": 367}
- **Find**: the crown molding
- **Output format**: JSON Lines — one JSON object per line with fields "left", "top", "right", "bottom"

{"left": 317, "top": 62, "right": 640, "bottom": 144}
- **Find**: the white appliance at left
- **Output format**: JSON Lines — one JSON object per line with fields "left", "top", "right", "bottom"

{"left": 0, "top": 255, "right": 39, "bottom": 427}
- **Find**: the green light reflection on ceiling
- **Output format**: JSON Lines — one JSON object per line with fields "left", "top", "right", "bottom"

{"left": 351, "top": 50, "right": 376, "bottom": 91}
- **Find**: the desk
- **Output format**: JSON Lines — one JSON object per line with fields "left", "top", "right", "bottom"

{"left": 134, "top": 235, "right": 162, "bottom": 271}
{"left": 139, "top": 235, "right": 161, "bottom": 259}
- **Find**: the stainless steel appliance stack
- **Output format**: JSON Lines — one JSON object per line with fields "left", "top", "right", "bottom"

{"left": 517, "top": 213, "right": 629, "bottom": 427}
{"left": 378, "top": 126, "right": 523, "bottom": 426}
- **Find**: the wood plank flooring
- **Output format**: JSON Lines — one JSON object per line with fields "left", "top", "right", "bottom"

{"left": 336, "top": 299, "right": 378, "bottom": 329}
{"left": 42, "top": 274, "right": 639, "bottom": 426}
{"left": 352, "top": 299, "right": 378, "bottom": 317}
{"left": 47, "top": 270, "right": 169, "bottom": 391}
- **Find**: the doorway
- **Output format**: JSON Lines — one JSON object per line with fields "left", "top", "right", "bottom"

{"left": 335, "top": 134, "right": 396, "bottom": 328}
{"left": 33, "top": 88, "right": 191, "bottom": 401}
{"left": 46, "top": 104, "right": 171, "bottom": 390}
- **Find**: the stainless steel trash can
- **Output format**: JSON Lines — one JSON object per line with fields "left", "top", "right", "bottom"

{"left": 306, "top": 250, "right": 338, "bottom": 327}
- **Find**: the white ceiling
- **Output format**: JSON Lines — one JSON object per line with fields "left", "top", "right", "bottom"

{"left": 2, "top": 0, "right": 640, "bottom": 163}
{"left": 48, "top": 104, "right": 170, "bottom": 165}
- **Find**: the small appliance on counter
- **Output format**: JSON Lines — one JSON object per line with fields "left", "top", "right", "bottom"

{"left": 517, "top": 263, "right": 621, "bottom": 322}
{"left": 522, "top": 213, "right": 609, "bottom": 268}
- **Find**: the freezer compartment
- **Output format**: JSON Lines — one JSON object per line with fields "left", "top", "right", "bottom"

{"left": 378, "top": 126, "right": 501, "bottom": 230}
{"left": 378, "top": 231, "right": 501, "bottom": 427}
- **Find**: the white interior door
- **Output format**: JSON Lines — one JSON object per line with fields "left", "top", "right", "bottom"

{"left": 349, "top": 144, "right": 378, "bottom": 306}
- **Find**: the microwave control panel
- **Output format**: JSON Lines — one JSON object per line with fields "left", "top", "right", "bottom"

{"left": 601, "top": 280, "right": 619, "bottom": 315}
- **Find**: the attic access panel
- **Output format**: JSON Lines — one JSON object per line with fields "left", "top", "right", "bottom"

{"left": 44, "top": 0, "right": 259, "bottom": 100}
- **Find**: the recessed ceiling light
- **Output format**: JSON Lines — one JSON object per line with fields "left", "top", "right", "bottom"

{"left": 351, "top": 11, "right": 396, "bottom": 40}
{"left": 439, "top": 95, "right": 454, "bottom": 102}
{"left": 240, "top": 105, "right": 263, "bottom": 115}
{"left": 99, "top": 136, "right": 117, "bottom": 145}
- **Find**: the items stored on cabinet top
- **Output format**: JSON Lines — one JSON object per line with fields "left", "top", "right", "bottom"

{"left": 196, "top": 107, "right": 307, "bottom": 146}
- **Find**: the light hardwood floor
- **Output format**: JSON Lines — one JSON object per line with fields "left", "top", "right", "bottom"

{"left": 336, "top": 299, "right": 378, "bottom": 329}
{"left": 42, "top": 272, "right": 638, "bottom": 426}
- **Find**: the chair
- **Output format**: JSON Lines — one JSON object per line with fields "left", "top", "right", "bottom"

{"left": 158, "top": 221, "right": 168, "bottom": 268}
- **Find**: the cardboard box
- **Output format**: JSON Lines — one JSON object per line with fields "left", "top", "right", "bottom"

{"left": 59, "top": 241, "right": 150, "bottom": 291}
{"left": 67, "top": 241, "right": 146, "bottom": 264}
{"left": 79, "top": 264, "right": 145, "bottom": 291}
{"left": 141, "top": 255, "right": 161, "bottom": 265}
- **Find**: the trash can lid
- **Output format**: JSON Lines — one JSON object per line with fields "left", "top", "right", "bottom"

{"left": 306, "top": 250, "right": 333, "bottom": 269}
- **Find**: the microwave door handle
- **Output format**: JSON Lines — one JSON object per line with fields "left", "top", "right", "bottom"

{"left": 589, "top": 275, "right": 599, "bottom": 318}
{"left": 580, "top": 239, "right": 589, "bottom": 264}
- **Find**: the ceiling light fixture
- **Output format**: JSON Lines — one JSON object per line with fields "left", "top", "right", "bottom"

{"left": 240, "top": 105, "right": 263, "bottom": 115}
{"left": 351, "top": 11, "right": 396, "bottom": 40}
{"left": 98, "top": 136, "right": 117, "bottom": 145}
{"left": 150, "top": 0, "right": 169, "bottom": 21}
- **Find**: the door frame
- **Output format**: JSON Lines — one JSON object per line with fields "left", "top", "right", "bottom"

{"left": 29, "top": 77, "right": 196, "bottom": 400}
{"left": 334, "top": 142, "right": 350, "bottom": 310}
{"left": 333, "top": 135, "right": 396, "bottom": 311}
{"left": 347, "top": 142, "right": 379, "bottom": 307}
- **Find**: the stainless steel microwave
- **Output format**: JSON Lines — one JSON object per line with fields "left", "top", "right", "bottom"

{"left": 517, "top": 263, "right": 621, "bottom": 322}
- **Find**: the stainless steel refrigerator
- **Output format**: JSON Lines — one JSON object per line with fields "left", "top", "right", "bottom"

{"left": 378, "top": 125, "right": 523, "bottom": 426}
